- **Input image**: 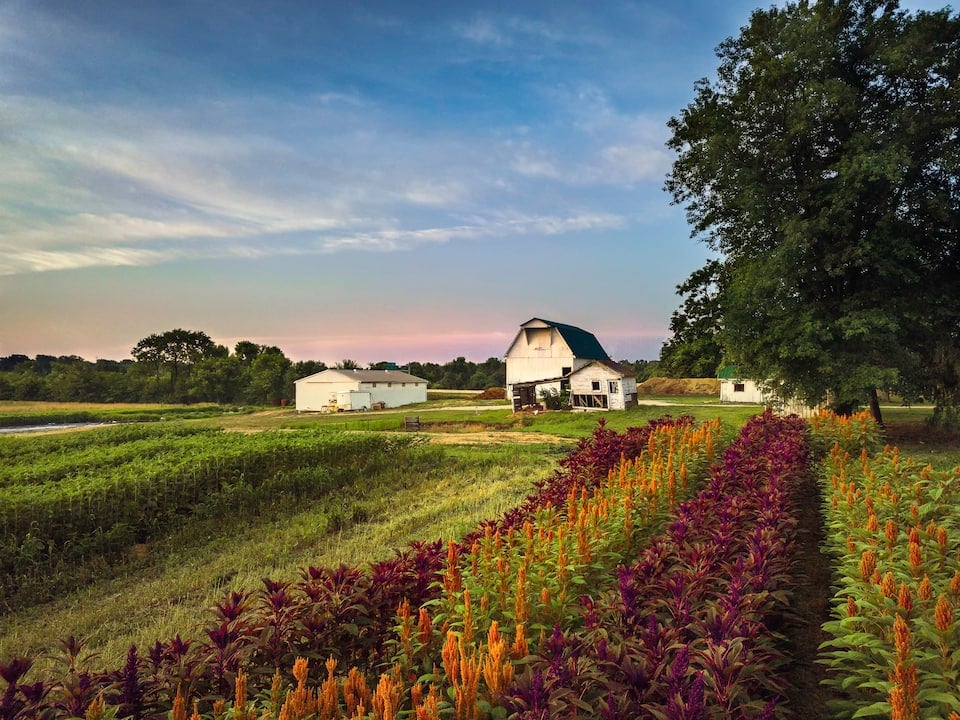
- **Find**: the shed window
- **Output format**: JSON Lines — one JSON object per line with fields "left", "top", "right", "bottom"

{"left": 371, "top": 382, "right": 378, "bottom": 387}
{"left": 591, "top": 381, "right": 600, "bottom": 391}
{"left": 388, "top": 382, "right": 393, "bottom": 387}
{"left": 608, "top": 381, "right": 619, "bottom": 394}
{"left": 734, "top": 383, "right": 745, "bottom": 392}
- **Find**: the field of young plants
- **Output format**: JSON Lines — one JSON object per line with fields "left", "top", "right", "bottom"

{"left": 0, "top": 424, "right": 430, "bottom": 609}
{"left": 1, "top": 406, "right": 958, "bottom": 719}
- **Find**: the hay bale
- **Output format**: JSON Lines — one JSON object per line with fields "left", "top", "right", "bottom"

{"left": 638, "top": 377, "right": 720, "bottom": 395}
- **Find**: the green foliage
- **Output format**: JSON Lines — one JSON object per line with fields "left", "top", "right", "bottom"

{"left": 665, "top": 0, "right": 960, "bottom": 424}
{"left": 538, "top": 387, "right": 571, "bottom": 410}
{"left": 659, "top": 259, "right": 724, "bottom": 378}
{"left": 0, "top": 425, "right": 421, "bottom": 609}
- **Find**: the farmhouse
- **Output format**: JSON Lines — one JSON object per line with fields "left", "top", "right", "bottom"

{"left": 294, "top": 368, "right": 427, "bottom": 412}
{"left": 505, "top": 318, "right": 637, "bottom": 411}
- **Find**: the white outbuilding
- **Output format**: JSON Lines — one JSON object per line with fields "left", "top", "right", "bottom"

{"left": 568, "top": 359, "right": 639, "bottom": 411}
{"left": 717, "top": 365, "right": 772, "bottom": 404}
{"left": 294, "top": 369, "right": 428, "bottom": 412}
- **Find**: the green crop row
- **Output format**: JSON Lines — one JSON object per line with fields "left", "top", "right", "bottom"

{"left": 0, "top": 424, "right": 223, "bottom": 486}
{"left": 0, "top": 427, "right": 422, "bottom": 607}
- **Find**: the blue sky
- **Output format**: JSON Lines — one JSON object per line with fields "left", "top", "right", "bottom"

{"left": 0, "top": 0, "right": 946, "bottom": 364}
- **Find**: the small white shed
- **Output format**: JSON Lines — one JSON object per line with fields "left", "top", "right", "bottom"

{"left": 718, "top": 366, "right": 771, "bottom": 404}
{"left": 295, "top": 369, "right": 428, "bottom": 412}
{"left": 568, "top": 359, "right": 638, "bottom": 411}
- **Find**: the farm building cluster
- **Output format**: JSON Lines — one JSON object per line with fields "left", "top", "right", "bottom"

{"left": 293, "top": 317, "right": 639, "bottom": 414}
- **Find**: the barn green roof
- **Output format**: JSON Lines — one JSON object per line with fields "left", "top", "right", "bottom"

{"left": 534, "top": 318, "right": 610, "bottom": 360}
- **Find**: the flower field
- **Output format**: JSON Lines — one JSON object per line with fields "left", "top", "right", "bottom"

{"left": 818, "top": 414, "right": 960, "bottom": 719}
{"left": 2, "top": 409, "right": 956, "bottom": 719}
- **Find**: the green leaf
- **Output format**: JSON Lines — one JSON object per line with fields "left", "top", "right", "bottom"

{"left": 850, "top": 700, "right": 893, "bottom": 717}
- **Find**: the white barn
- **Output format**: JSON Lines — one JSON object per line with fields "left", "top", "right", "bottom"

{"left": 505, "top": 318, "right": 635, "bottom": 411}
{"left": 294, "top": 369, "right": 428, "bottom": 412}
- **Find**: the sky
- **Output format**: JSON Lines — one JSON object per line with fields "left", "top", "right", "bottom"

{"left": 0, "top": 0, "right": 947, "bottom": 365}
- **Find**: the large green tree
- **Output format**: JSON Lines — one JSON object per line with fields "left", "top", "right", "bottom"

{"left": 131, "top": 329, "right": 217, "bottom": 401}
{"left": 659, "top": 259, "right": 725, "bottom": 378}
{"left": 666, "top": 0, "right": 960, "bottom": 425}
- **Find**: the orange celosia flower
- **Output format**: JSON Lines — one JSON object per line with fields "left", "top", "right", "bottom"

{"left": 890, "top": 686, "right": 908, "bottom": 720}
{"left": 936, "top": 595, "right": 954, "bottom": 632}
{"left": 293, "top": 657, "right": 309, "bottom": 688}
{"left": 951, "top": 571, "right": 960, "bottom": 596}
{"left": 85, "top": 694, "right": 105, "bottom": 720}
{"left": 456, "top": 637, "right": 481, "bottom": 720}
{"left": 372, "top": 672, "right": 401, "bottom": 720}
{"left": 938, "top": 527, "right": 949, "bottom": 554}
{"left": 846, "top": 596, "right": 858, "bottom": 618}
{"left": 172, "top": 687, "right": 187, "bottom": 720}
{"left": 894, "top": 614, "right": 912, "bottom": 661}
{"left": 866, "top": 513, "right": 879, "bottom": 533}
{"left": 860, "top": 549, "right": 878, "bottom": 582}
{"left": 482, "top": 621, "right": 515, "bottom": 701}
{"left": 414, "top": 686, "right": 441, "bottom": 720}
{"left": 512, "top": 623, "right": 529, "bottom": 661}
{"left": 343, "top": 668, "right": 371, "bottom": 719}
{"left": 909, "top": 541, "right": 923, "bottom": 576}
{"left": 881, "top": 572, "right": 897, "bottom": 599}
{"left": 885, "top": 520, "right": 899, "bottom": 545}
{"left": 918, "top": 575, "right": 934, "bottom": 601}
{"left": 514, "top": 565, "right": 529, "bottom": 625}
{"left": 234, "top": 667, "right": 248, "bottom": 720}
{"left": 418, "top": 607, "right": 433, "bottom": 648}
{"left": 898, "top": 583, "right": 913, "bottom": 614}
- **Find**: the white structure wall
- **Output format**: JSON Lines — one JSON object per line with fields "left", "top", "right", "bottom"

{"left": 505, "top": 324, "right": 589, "bottom": 388}
{"left": 719, "top": 377, "right": 770, "bottom": 404}
{"left": 569, "top": 361, "right": 638, "bottom": 411}
{"left": 295, "top": 369, "right": 428, "bottom": 411}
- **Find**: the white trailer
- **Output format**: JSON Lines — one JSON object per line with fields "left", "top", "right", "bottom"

{"left": 336, "top": 390, "right": 372, "bottom": 411}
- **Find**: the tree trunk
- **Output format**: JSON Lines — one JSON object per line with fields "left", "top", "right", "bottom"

{"left": 868, "top": 387, "right": 884, "bottom": 428}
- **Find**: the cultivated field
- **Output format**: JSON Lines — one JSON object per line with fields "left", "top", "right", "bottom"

{"left": 0, "top": 399, "right": 956, "bottom": 719}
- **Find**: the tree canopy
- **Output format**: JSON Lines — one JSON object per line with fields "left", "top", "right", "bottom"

{"left": 665, "top": 0, "right": 960, "bottom": 424}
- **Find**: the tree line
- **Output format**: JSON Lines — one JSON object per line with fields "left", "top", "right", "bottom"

{"left": 0, "top": 329, "right": 660, "bottom": 406}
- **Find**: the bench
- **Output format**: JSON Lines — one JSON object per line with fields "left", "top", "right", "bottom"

{"left": 403, "top": 416, "right": 421, "bottom": 431}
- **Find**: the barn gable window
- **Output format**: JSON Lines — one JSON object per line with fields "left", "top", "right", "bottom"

{"left": 591, "top": 381, "right": 600, "bottom": 391}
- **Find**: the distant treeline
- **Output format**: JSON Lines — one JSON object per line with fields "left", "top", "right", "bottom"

{"left": 0, "top": 329, "right": 660, "bottom": 405}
